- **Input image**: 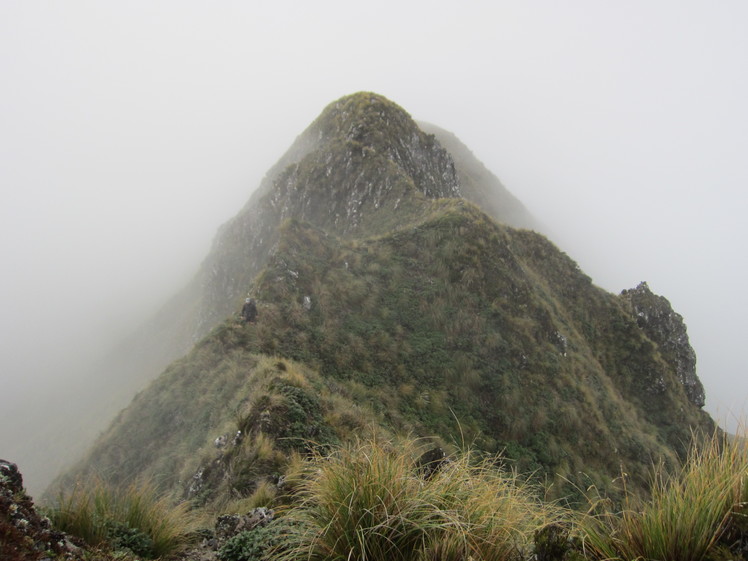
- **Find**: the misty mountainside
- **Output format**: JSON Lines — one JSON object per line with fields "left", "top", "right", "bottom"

{"left": 15, "top": 92, "right": 543, "bottom": 496}
{"left": 52, "top": 92, "right": 715, "bottom": 506}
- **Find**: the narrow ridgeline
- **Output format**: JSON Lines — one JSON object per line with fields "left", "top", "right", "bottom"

{"left": 53, "top": 93, "right": 713, "bottom": 507}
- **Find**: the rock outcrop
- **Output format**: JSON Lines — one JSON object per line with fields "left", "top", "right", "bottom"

{"left": 0, "top": 460, "right": 85, "bottom": 560}
{"left": 621, "top": 281, "right": 705, "bottom": 407}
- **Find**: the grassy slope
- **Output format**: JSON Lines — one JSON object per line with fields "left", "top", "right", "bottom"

{"left": 57, "top": 198, "right": 713, "bottom": 508}
{"left": 247, "top": 201, "right": 713, "bottom": 493}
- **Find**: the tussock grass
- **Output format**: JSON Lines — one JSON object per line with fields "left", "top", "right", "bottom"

{"left": 580, "top": 431, "right": 748, "bottom": 561}
{"left": 276, "top": 437, "right": 559, "bottom": 561}
{"left": 221, "top": 480, "right": 278, "bottom": 514}
{"left": 49, "top": 477, "right": 195, "bottom": 558}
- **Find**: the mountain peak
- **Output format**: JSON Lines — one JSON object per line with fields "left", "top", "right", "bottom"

{"left": 311, "top": 91, "right": 417, "bottom": 146}
{"left": 317, "top": 91, "right": 409, "bottom": 125}
{"left": 292, "top": 91, "right": 461, "bottom": 205}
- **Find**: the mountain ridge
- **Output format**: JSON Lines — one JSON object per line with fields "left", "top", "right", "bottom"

{"left": 49, "top": 92, "right": 713, "bottom": 506}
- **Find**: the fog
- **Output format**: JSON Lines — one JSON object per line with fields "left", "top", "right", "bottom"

{"left": 2, "top": 1, "right": 747, "bottom": 493}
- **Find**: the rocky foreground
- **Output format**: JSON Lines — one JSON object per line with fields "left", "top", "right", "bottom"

{"left": 1, "top": 460, "right": 86, "bottom": 560}
{"left": 1, "top": 459, "right": 277, "bottom": 561}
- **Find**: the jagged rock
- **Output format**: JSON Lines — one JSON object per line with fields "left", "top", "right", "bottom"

{"left": 621, "top": 282, "right": 706, "bottom": 407}
{"left": 0, "top": 460, "right": 23, "bottom": 493}
{"left": 188, "top": 467, "right": 206, "bottom": 498}
{"left": 215, "top": 508, "right": 274, "bottom": 541}
{"left": 0, "top": 460, "right": 87, "bottom": 560}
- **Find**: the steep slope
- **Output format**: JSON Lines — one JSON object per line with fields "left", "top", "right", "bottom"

{"left": 241, "top": 205, "right": 713, "bottom": 487}
{"left": 53, "top": 92, "right": 714, "bottom": 506}
{"left": 57, "top": 209, "right": 713, "bottom": 504}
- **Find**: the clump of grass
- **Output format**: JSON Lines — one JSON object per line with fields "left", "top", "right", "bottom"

{"left": 580, "top": 431, "right": 748, "bottom": 561}
{"left": 49, "top": 477, "right": 195, "bottom": 558}
{"left": 275, "top": 437, "right": 560, "bottom": 561}
{"left": 222, "top": 480, "right": 278, "bottom": 514}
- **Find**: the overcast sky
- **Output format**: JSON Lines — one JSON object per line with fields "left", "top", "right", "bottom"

{"left": 1, "top": 0, "right": 747, "bottom": 472}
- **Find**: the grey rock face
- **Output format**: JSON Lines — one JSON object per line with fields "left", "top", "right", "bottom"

{"left": 621, "top": 282, "right": 705, "bottom": 407}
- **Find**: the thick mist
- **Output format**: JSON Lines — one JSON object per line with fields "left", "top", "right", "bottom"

{"left": 2, "top": 1, "right": 747, "bottom": 495}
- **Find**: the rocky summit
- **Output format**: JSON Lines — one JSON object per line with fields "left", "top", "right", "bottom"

{"left": 52, "top": 93, "right": 714, "bottom": 511}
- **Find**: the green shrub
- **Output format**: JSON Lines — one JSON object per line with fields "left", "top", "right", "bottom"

{"left": 105, "top": 520, "right": 154, "bottom": 557}
{"left": 218, "top": 519, "right": 298, "bottom": 561}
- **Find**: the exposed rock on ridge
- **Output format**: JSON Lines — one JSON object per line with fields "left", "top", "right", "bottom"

{"left": 1, "top": 460, "right": 85, "bottom": 560}
{"left": 621, "top": 281, "right": 705, "bottom": 407}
